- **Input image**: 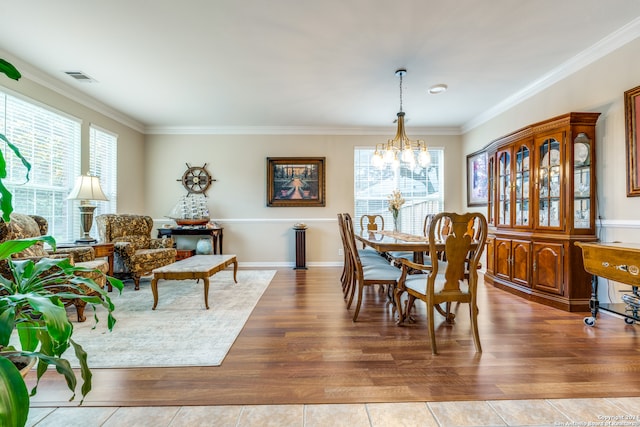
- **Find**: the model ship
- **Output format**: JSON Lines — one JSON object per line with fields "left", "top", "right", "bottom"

{"left": 168, "top": 194, "right": 210, "bottom": 226}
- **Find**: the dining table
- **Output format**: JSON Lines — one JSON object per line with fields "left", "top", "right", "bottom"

{"left": 355, "top": 230, "right": 440, "bottom": 263}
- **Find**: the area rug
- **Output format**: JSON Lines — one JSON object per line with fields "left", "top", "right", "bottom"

{"left": 62, "top": 269, "right": 276, "bottom": 368}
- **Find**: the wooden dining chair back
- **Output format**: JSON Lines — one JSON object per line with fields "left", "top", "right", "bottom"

{"left": 337, "top": 213, "right": 352, "bottom": 296}
{"left": 394, "top": 211, "right": 488, "bottom": 354}
{"left": 421, "top": 214, "right": 435, "bottom": 237}
{"left": 343, "top": 212, "right": 401, "bottom": 321}
{"left": 360, "top": 214, "right": 384, "bottom": 232}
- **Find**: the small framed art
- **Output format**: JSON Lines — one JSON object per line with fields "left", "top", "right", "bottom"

{"left": 467, "top": 150, "right": 488, "bottom": 207}
{"left": 625, "top": 85, "right": 640, "bottom": 197}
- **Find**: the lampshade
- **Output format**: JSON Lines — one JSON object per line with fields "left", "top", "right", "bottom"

{"left": 67, "top": 174, "right": 109, "bottom": 201}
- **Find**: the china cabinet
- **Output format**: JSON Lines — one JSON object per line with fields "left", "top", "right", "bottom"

{"left": 484, "top": 112, "right": 600, "bottom": 311}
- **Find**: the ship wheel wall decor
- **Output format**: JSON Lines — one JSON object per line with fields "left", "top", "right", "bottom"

{"left": 178, "top": 163, "right": 215, "bottom": 195}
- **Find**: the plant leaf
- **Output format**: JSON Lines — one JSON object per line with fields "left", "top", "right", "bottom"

{"left": 0, "top": 133, "right": 31, "bottom": 180}
{"left": 16, "top": 321, "right": 39, "bottom": 352}
{"left": 0, "top": 356, "right": 29, "bottom": 427}
{"left": 0, "top": 304, "right": 15, "bottom": 347}
{"left": 28, "top": 350, "right": 77, "bottom": 402}
{"left": 0, "top": 237, "right": 56, "bottom": 260}
{"left": 0, "top": 59, "right": 21, "bottom": 81}
{"left": 0, "top": 131, "right": 31, "bottom": 221}
{"left": 70, "top": 339, "right": 92, "bottom": 402}
{"left": 25, "top": 294, "right": 72, "bottom": 356}
{"left": 0, "top": 180, "right": 14, "bottom": 223}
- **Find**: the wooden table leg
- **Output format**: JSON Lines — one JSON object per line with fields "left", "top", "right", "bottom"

{"left": 232, "top": 258, "right": 238, "bottom": 283}
{"left": 203, "top": 277, "right": 210, "bottom": 309}
{"left": 151, "top": 277, "right": 159, "bottom": 310}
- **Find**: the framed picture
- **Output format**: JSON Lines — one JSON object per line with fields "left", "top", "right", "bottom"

{"left": 467, "top": 150, "right": 488, "bottom": 207}
{"left": 267, "top": 157, "right": 326, "bottom": 207}
{"left": 625, "top": 85, "right": 640, "bottom": 197}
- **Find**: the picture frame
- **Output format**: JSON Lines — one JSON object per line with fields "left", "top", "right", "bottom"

{"left": 467, "top": 150, "right": 488, "bottom": 207}
{"left": 267, "top": 157, "right": 326, "bottom": 207}
{"left": 625, "top": 85, "right": 640, "bottom": 197}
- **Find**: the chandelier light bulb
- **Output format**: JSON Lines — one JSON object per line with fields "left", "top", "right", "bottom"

{"left": 372, "top": 152, "right": 383, "bottom": 168}
{"left": 383, "top": 147, "right": 395, "bottom": 163}
{"left": 401, "top": 147, "right": 415, "bottom": 164}
{"left": 391, "top": 153, "right": 400, "bottom": 170}
{"left": 418, "top": 149, "right": 431, "bottom": 167}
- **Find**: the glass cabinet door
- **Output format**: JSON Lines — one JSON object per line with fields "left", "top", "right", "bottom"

{"left": 487, "top": 155, "right": 495, "bottom": 226}
{"left": 573, "top": 132, "right": 592, "bottom": 229}
{"left": 513, "top": 144, "right": 531, "bottom": 227}
{"left": 537, "top": 137, "right": 562, "bottom": 228}
{"left": 497, "top": 149, "right": 511, "bottom": 226}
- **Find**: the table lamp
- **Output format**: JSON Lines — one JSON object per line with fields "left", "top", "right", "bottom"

{"left": 67, "top": 173, "right": 109, "bottom": 243}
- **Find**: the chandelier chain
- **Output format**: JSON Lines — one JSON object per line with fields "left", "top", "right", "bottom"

{"left": 399, "top": 72, "right": 403, "bottom": 113}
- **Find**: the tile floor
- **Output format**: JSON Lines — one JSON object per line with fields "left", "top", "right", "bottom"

{"left": 26, "top": 397, "right": 640, "bottom": 426}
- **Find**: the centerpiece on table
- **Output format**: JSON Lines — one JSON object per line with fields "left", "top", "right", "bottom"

{"left": 387, "top": 189, "right": 405, "bottom": 232}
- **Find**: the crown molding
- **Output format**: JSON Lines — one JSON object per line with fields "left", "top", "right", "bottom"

{"left": 144, "top": 125, "right": 462, "bottom": 136}
{"left": 462, "top": 16, "right": 640, "bottom": 134}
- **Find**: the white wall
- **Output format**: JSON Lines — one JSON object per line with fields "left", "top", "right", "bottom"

{"left": 461, "top": 36, "right": 640, "bottom": 302}
{"left": 0, "top": 54, "right": 147, "bottom": 215}
{"left": 144, "top": 133, "right": 462, "bottom": 266}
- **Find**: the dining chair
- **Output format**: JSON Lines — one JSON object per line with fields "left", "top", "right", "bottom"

{"left": 359, "top": 214, "right": 386, "bottom": 252}
{"left": 394, "top": 211, "right": 487, "bottom": 354}
{"left": 359, "top": 214, "right": 384, "bottom": 232}
{"left": 342, "top": 213, "right": 401, "bottom": 321}
{"left": 337, "top": 213, "right": 389, "bottom": 299}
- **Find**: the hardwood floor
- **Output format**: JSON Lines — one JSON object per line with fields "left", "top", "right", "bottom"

{"left": 29, "top": 267, "right": 640, "bottom": 408}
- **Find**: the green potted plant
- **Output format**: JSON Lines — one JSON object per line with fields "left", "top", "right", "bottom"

{"left": 0, "top": 58, "right": 124, "bottom": 427}
{"left": 0, "top": 240, "right": 123, "bottom": 426}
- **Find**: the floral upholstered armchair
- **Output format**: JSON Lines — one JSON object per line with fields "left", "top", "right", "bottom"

{"left": 0, "top": 213, "right": 109, "bottom": 322}
{"left": 95, "top": 214, "right": 176, "bottom": 290}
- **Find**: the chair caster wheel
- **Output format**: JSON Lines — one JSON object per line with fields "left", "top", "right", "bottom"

{"left": 584, "top": 316, "right": 596, "bottom": 326}
{"left": 624, "top": 317, "right": 635, "bottom": 325}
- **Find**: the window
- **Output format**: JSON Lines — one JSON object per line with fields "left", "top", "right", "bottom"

{"left": 354, "top": 147, "right": 444, "bottom": 235}
{"left": 89, "top": 125, "right": 117, "bottom": 216}
{"left": 0, "top": 91, "right": 81, "bottom": 242}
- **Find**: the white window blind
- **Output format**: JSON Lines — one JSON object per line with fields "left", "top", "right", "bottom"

{"left": 89, "top": 125, "right": 117, "bottom": 216}
{"left": 0, "top": 91, "right": 81, "bottom": 242}
{"left": 354, "top": 147, "right": 444, "bottom": 235}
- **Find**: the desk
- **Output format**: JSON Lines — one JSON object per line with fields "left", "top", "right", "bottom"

{"left": 158, "top": 226, "right": 223, "bottom": 254}
{"left": 576, "top": 242, "right": 640, "bottom": 326}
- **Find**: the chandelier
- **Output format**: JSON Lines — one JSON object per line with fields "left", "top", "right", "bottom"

{"left": 371, "top": 69, "right": 431, "bottom": 169}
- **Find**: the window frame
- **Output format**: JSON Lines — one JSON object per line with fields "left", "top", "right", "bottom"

{"left": 354, "top": 146, "right": 444, "bottom": 235}
{"left": 0, "top": 88, "right": 81, "bottom": 242}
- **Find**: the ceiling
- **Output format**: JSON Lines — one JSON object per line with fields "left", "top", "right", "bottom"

{"left": 2, "top": 0, "right": 640, "bottom": 134}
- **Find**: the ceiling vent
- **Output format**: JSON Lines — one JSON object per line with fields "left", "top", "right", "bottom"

{"left": 63, "top": 71, "right": 97, "bottom": 83}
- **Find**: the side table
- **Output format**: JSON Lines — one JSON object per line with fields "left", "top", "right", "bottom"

{"left": 157, "top": 226, "right": 224, "bottom": 254}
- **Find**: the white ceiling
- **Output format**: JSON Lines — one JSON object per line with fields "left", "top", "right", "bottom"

{"left": 2, "top": 0, "right": 640, "bottom": 134}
